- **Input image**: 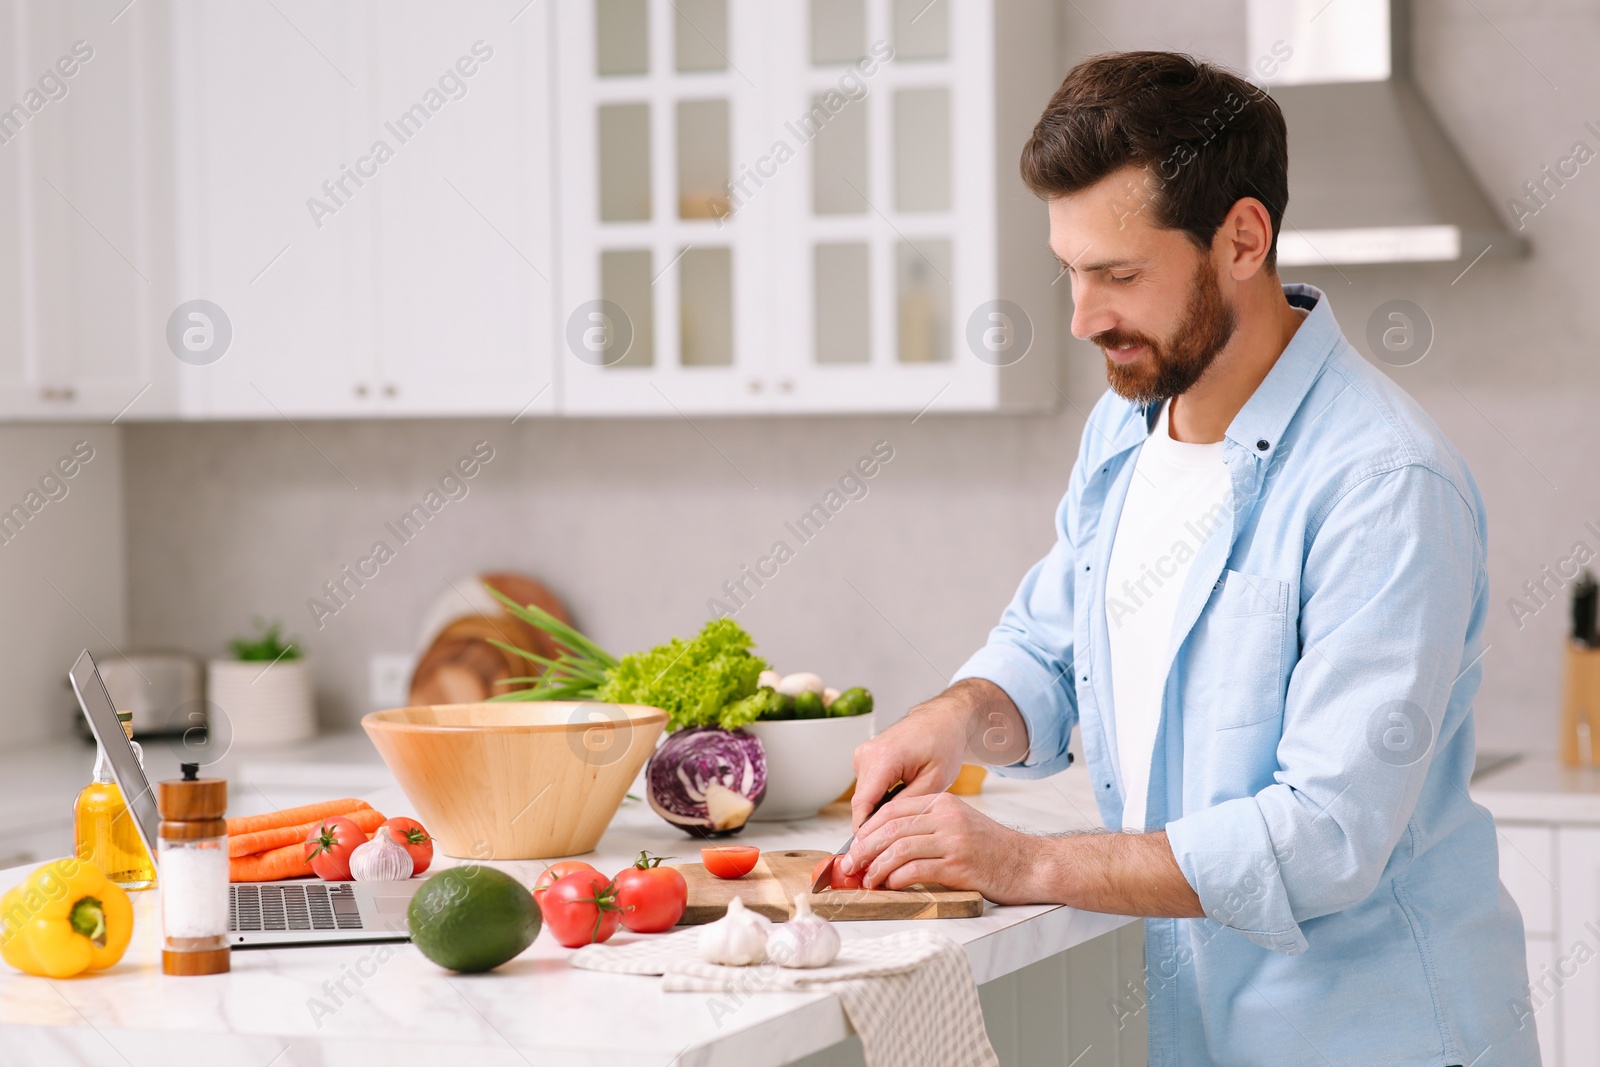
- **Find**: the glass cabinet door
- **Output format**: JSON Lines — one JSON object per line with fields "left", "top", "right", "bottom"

{"left": 559, "top": 0, "right": 1030, "bottom": 416}
{"left": 767, "top": 0, "right": 1003, "bottom": 414}
{"left": 558, "top": 0, "right": 774, "bottom": 415}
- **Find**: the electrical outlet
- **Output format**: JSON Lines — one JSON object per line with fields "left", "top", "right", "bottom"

{"left": 369, "top": 653, "right": 414, "bottom": 711}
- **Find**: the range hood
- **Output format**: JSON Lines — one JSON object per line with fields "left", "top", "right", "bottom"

{"left": 1247, "top": 0, "right": 1526, "bottom": 267}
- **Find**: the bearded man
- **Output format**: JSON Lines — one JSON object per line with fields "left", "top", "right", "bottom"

{"left": 842, "top": 50, "right": 1537, "bottom": 1067}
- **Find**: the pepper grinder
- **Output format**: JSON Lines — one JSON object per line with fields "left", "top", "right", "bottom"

{"left": 157, "top": 762, "right": 231, "bottom": 975}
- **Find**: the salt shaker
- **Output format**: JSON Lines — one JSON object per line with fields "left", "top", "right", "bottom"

{"left": 157, "top": 762, "right": 230, "bottom": 975}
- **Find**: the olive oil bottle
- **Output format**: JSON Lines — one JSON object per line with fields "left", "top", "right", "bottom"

{"left": 74, "top": 710, "right": 157, "bottom": 890}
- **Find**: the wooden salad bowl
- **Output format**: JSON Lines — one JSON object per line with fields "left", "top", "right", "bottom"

{"left": 362, "top": 702, "right": 666, "bottom": 860}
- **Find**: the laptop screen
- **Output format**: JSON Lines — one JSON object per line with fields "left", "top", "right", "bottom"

{"left": 70, "top": 649, "right": 162, "bottom": 859}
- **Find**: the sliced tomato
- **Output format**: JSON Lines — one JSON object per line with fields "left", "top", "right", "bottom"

{"left": 381, "top": 817, "right": 434, "bottom": 876}
{"left": 534, "top": 860, "right": 599, "bottom": 900}
{"left": 810, "top": 855, "right": 864, "bottom": 891}
{"left": 701, "top": 846, "right": 760, "bottom": 879}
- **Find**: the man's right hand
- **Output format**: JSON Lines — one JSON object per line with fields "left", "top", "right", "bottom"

{"left": 848, "top": 678, "right": 1027, "bottom": 832}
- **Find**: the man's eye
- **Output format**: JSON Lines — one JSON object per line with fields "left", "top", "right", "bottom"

{"left": 1111, "top": 273, "right": 1136, "bottom": 284}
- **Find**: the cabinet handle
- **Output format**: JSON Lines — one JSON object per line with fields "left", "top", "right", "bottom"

{"left": 383, "top": 384, "right": 397, "bottom": 398}
{"left": 40, "top": 386, "right": 76, "bottom": 401}
{"left": 354, "top": 384, "right": 369, "bottom": 398}
{"left": 778, "top": 379, "right": 795, "bottom": 394}
{"left": 747, "top": 379, "right": 762, "bottom": 393}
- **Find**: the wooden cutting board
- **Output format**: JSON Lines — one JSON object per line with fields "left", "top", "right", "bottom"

{"left": 671, "top": 849, "right": 986, "bottom": 924}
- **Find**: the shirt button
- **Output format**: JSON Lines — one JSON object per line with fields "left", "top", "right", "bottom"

{"left": 1256, "top": 439, "right": 1270, "bottom": 451}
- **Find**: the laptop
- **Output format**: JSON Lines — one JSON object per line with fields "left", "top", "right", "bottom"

{"left": 70, "top": 650, "right": 419, "bottom": 947}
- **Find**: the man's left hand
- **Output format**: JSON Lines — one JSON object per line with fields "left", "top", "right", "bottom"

{"left": 837, "top": 791, "right": 1048, "bottom": 905}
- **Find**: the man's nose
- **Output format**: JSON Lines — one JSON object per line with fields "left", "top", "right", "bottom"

{"left": 1070, "top": 291, "right": 1117, "bottom": 342}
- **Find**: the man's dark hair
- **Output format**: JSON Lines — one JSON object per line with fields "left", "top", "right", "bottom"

{"left": 1021, "top": 51, "right": 1288, "bottom": 273}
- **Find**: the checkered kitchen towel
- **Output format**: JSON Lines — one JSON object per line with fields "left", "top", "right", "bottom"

{"left": 571, "top": 927, "right": 998, "bottom": 1067}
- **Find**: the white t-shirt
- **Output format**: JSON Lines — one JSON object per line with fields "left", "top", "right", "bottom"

{"left": 1105, "top": 398, "right": 1232, "bottom": 830}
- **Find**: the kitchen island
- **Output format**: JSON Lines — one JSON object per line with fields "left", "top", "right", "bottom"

{"left": 0, "top": 751, "right": 1138, "bottom": 1066}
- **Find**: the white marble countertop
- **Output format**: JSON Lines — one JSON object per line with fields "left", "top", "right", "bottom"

{"left": 1472, "top": 753, "right": 1600, "bottom": 823}
{"left": 0, "top": 760, "right": 1128, "bottom": 1066}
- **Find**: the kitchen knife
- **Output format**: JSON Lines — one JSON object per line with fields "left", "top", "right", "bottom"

{"left": 811, "top": 780, "right": 907, "bottom": 893}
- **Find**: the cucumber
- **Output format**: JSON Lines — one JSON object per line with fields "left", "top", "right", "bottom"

{"left": 793, "top": 690, "right": 826, "bottom": 719}
{"left": 828, "top": 687, "right": 873, "bottom": 717}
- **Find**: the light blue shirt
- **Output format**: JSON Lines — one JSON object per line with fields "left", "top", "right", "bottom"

{"left": 953, "top": 283, "right": 1537, "bottom": 1066}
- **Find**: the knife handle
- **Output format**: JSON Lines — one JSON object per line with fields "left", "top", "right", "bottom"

{"left": 869, "top": 780, "right": 907, "bottom": 818}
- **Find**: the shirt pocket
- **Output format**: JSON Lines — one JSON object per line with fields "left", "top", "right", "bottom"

{"left": 1190, "top": 569, "right": 1291, "bottom": 730}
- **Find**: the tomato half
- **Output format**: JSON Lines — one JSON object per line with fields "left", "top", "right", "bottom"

{"left": 534, "top": 860, "right": 600, "bottom": 901}
{"left": 304, "top": 816, "right": 365, "bottom": 881}
{"left": 541, "top": 871, "right": 623, "bottom": 948}
{"left": 613, "top": 851, "right": 687, "bottom": 932}
{"left": 701, "top": 846, "right": 760, "bottom": 879}
{"left": 810, "top": 855, "right": 864, "bottom": 891}
{"left": 381, "top": 817, "right": 434, "bottom": 876}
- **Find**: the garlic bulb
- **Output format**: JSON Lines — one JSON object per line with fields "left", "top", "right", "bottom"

{"left": 767, "top": 893, "right": 840, "bottom": 969}
{"left": 698, "top": 896, "right": 771, "bottom": 966}
{"left": 348, "top": 830, "right": 414, "bottom": 882}
{"left": 776, "top": 672, "right": 825, "bottom": 697}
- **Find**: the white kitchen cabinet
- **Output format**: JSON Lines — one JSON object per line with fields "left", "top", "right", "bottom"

{"left": 1473, "top": 758, "right": 1600, "bottom": 1067}
{"left": 368, "top": 4, "right": 555, "bottom": 418}
{"left": 1526, "top": 933, "right": 1560, "bottom": 1067}
{"left": 1499, "top": 824, "right": 1560, "bottom": 1066}
{"left": 170, "top": 1, "right": 375, "bottom": 418}
{"left": 0, "top": 0, "right": 177, "bottom": 420}
{"left": 8, "top": 0, "right": 1061, "bottom": 422}
{"left": 1556, "top": 827, "right": 1600, "bottom": 1067}
{"left": 1501, "top": 823, "right": 1556, "bottom": 937}
{"left": 170, "top": 1, "right": 555, "bottom": 420}
{"left": 555, "top": 0, "right": 1060, "bottom": 416}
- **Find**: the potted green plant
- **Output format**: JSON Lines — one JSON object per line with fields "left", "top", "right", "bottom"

{"left": 207, "top": 619, "right": 315, "bottom": 747}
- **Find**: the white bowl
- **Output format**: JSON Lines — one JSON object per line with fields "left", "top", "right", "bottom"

{"left": 743, "top": 713, "right": 875, "bottom": 821}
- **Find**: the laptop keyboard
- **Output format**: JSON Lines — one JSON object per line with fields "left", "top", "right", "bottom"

{"left": 230, "top": 883, "right": 365, "bottom": 932}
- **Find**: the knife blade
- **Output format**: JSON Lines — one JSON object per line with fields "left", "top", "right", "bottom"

{"left": 811, "top": 780, "right": 907, "bottom": 893}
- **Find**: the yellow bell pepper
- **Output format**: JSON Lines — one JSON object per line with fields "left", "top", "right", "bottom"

{"left": 0, "top": 857, "right": 133, "bottom": 978}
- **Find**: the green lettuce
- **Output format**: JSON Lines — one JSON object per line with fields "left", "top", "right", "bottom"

{"left": 594, "top": 618, "right": 768, "bottom": 732}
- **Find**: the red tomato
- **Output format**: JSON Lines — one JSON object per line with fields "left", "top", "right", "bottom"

{"left": 541, "top": 871, "right": 623, "bottom": 948}
{"left": 533, "top": 861, "right": 600, "bottom": 901}
{"left": 381, "top": 817, "right": 434, "bottom": 876}
{"left": 810, "top": 855, "right": 864, "bottom": 891}
{"left": 304, "top": 816, "right": 365, "bottom": 881}
{"left": 613, "top": 851, "right": 687, "bottom": 933}
{"left": 701, "top": 846, "right": 760, "bottom": 879}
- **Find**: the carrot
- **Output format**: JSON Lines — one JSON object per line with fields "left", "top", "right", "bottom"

{"left": 227, "top": 807, "right": 388, "bottom": 858}
{"left": 229, "top": 840, "right": 315, "bottom": 882}
{"left": 225, "top": 798, "right": 372, "bottom": 840}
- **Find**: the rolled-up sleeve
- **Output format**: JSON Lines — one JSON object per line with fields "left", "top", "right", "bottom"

{"left": 949, "top": 454, "right": 1085, "bottom": 780}
{"left": 1165, "top": 463, "right": 1484, "bottom": 954}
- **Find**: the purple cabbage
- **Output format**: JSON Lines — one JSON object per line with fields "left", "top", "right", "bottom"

{"left": 645, "top": 726, "right": 767, "bottom": 838}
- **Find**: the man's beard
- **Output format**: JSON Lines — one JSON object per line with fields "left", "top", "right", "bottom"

{"left": 1094, "top": 256, "right": 1238, "bottom": 405}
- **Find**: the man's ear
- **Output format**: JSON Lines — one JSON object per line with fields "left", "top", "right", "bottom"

{"left": 1217, "top": 196, "right": 1275, "bottom": 281}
